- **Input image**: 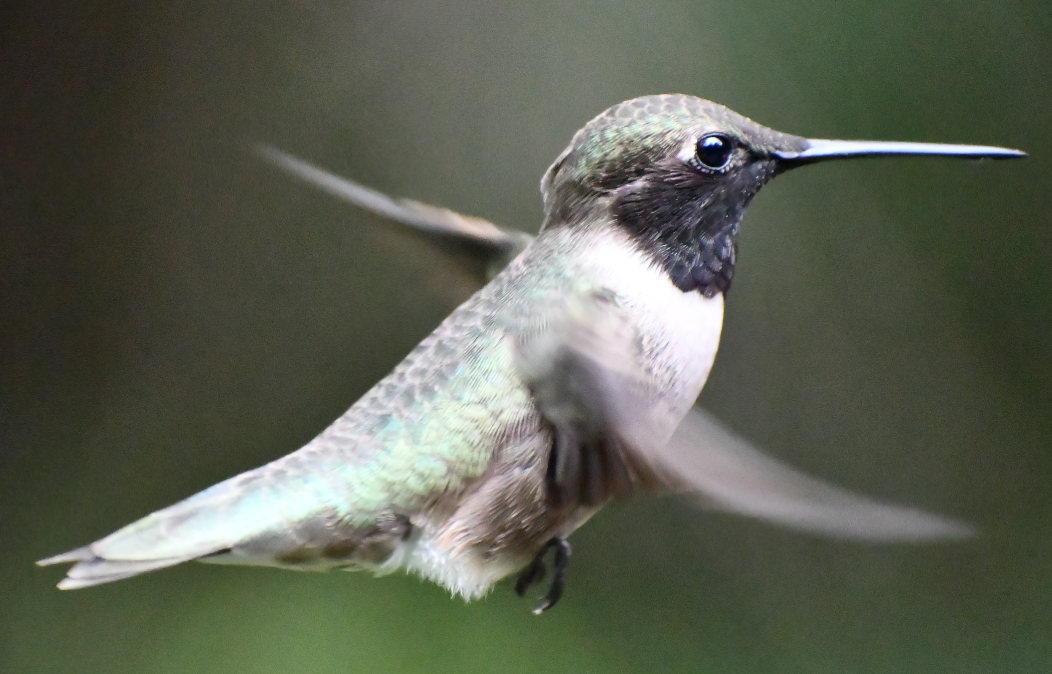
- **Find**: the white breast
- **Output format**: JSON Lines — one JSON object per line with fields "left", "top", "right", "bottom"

{"left": 579, "top": 227, "right": 725, "bottom": 431}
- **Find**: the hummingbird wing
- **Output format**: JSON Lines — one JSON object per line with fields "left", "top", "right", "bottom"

{"left": 657, "top": 408, "right": 974, "bottom": 541}
{"left": 255, "top": 144, "right": 532, "bottom": 281}
{"left": 515, "top": 288, "right": 669, "bottom": 506}
{"left": 523, "top": 294, "right": 973, "bottom": 542}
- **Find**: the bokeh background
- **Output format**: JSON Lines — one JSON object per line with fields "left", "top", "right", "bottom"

{"left": 3, "top": 2, "right": 1050, "bottom": 672}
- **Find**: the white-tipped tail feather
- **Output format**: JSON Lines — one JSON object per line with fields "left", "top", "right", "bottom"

{"left": 39, "top": 552, "right": 199, "bottom": 590}
{"left": 36, "top": 468, "right": 312, "bottom": 589}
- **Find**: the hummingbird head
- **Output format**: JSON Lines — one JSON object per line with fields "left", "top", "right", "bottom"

{"left": 540, "top": 94, "right": 1024, "bottom": 297}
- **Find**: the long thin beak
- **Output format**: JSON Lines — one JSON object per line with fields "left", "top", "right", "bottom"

{"left": 775, "top": 139, "right": 1026, "bottom": 165}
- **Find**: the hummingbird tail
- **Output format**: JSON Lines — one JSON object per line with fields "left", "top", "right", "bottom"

{"left": 37, "top": 547, "right": 200, "bottom": 589}
{"left": 37, "top": 459, "right": 394, "bottom": 589}
{"left": 36, "top": 468, "right": 306, "bottom": 589}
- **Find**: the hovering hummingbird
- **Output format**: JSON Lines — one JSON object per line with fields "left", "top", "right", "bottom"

{"left": 39, "top": 95, "right": 1024, "bottom": 613}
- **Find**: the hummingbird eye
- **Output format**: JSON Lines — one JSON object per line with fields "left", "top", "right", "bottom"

{"left": 695, "top": 134, "right": 733, "bottom": 170}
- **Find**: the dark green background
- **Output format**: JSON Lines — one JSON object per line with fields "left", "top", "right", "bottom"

{"left": 3, "top": 2, "right": 1050, "bottom": 672}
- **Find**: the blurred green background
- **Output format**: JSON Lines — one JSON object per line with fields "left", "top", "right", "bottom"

{"left": 3, "top": 2, "right": 1050, "bottom": 672}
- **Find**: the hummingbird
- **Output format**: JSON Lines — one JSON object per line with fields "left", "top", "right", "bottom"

{"left": 39, "top": 95, "right": 1024, "bottom": 613}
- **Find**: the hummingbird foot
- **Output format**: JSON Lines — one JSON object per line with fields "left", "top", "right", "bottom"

{"left": 514, "top": 556, "right": 546, "bottom": 597}
{"left": 514, "top": 537, "right": 571, "bottom": 614}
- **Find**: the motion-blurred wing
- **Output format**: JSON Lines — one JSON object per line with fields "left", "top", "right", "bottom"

{"left": 255, "top": 144, "right": 532, "bottom": 280}
{"left": 656, "top": 408, "right": 974, "bottom": 541}
{"left": 515, "top": 288, "right": 670, "bottom": 505}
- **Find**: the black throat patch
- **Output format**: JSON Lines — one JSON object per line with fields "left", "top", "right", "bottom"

{"left": 611, "top": 159, "right": 777, "bottom": 297}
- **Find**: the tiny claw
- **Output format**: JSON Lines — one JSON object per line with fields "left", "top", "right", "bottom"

{"left": 516, "top": 537, "right": 572, "bottom": 614}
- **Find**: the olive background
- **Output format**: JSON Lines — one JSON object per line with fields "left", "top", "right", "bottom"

{"left": 2, "top": 2, "right": 1050, "bottom": 673}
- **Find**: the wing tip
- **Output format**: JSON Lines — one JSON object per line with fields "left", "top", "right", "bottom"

{"left": 752, "top": 506, "right": 979, "bottom": 543}
{"left": 910, "top": 515, "right": 977, "bottom": 542}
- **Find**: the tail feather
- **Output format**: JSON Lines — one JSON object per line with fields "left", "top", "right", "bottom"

{"left": 37, "top": 468, "right": 308, "bottom": 589}
{"left": 55, "top": 555, "right": 199, "bottom": 589}
{"left": 37, "top": 459, "right": 373, "bottom": 589}
{"left": 37, "top": 546, "right": 95, "bottom": 567}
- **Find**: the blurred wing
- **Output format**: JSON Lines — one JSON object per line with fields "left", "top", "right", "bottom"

{"left": 515, "top": 288, "right": 670, "bottom": 505}
{"left": 655, "top": 408, "right": 975, "bottom": 541}
{"left": 521, "top": 294, "right": 973, "bottom": 542}
{"left": 255, "top": 144, "right": 532, "bottom": 278}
